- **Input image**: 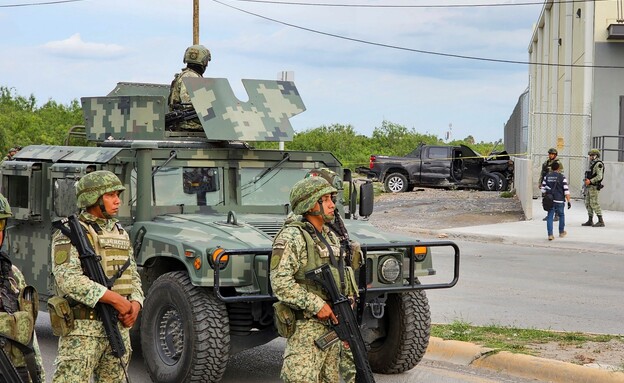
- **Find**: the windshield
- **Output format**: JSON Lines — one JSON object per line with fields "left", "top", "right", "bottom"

{"left": 240, "top": 167, "right": 309, "bottom": 205}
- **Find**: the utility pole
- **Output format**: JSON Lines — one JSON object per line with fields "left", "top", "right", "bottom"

{"left": 193, "top": 0, "right": 199, "bottom": 44}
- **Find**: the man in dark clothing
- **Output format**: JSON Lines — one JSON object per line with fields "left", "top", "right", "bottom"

{"left": 539, "top": 148, "right": 564, "bottom": 222}
{"left": 540, "top": 161, "right": 571, "bottom": 241}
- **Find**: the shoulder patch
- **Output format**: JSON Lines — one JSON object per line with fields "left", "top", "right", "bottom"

{"left": 598, "top": 163, "right": 603, "bottom": 169}
{"left": 270, "top": 249, "right": 284, "bottom": 270}
{"left": 54, "top": 246, "right": 71, "bottom": 265}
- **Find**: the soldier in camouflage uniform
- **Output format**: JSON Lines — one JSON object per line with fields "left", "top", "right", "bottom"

{"left": 271, "top": 176, "right": 359, "bottom": 383}
{"left": 306, "top": 168, "right": 361, "bottom": 383}
{"left": 51, "top": 170, "right": 144, "bottom": 382}
{"left": 582, "top": 149, "right": 605, "bottom": 227}
{"left": 539, "top": 148, "right": 564, "bottom": 221}
{"left": 0, "top": 193, "right": 45, "bottom": 383}
{"left": 1, "top": 147, "right": 18, "bottom": 164}
{"left": 168, "top": 44, "right": 211, "bottom": 131}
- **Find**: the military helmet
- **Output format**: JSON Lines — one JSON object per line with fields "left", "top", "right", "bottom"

{"left": 290, "top": 177, "right": 337, "bottom": 215}
{"left": 547, "top": 148, "right": 557, "bottom": 155}
{"left": 76, "top": 170, "right": 125, "bottom": 208}
{"left": 183, "top": 45, "right": 211, "bottom": 67}
{"left": 588, "top": 148, "right": 600, "bottom": 157}
{"left": 306, "top": 168, "right": 342, "bottom": 189}
{"left": 0, "top": 193, "right": 13, "bottom": 220}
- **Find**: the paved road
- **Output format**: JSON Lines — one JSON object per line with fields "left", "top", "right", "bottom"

{"left": 35, "top": 315, "right": 537, "bottom": 383}
{"left": 425, "top": 239, "right": 624, "bottom": 334}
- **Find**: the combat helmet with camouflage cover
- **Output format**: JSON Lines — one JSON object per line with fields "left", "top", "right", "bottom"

{"left": 548, "top": 148, "right": 558, "bottom": 155}
{"left": 183, "top": 44, "right": 211, "bottom": 67}
{"left": 290, "top": 177, "right": 337, "bottom": 215}
{"left": 306, "top": 168, "right": 342, "bottom": 190}
{"left": 588, "top": 148, "right": 600, "bottom": 157}
{"left": 0, "top": 193, "right": 12, "bottom": 220}
{"left": 76, "top": 170, "right": 125, "bottom": 209}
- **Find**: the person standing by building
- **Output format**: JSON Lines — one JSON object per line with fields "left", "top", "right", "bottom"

{"left": 582, "top": 149, "right": 605, "bottom": 227}
{"left": 168, "top": 44, "right": 211, "bottom": 131}
{"left": 0, "top": 193, "right": 45, "bottom": 383}
{"left": 541, "top": 161, "right": 571, "bottom": 241}
{"left": 51, "top": 170, "right": 144, "bottom": 382}
{"left": 270, "top": 176, "right": 359, "bottom": 382}
{"left": 539, "top": 148, "right": 564, "bottom": 221}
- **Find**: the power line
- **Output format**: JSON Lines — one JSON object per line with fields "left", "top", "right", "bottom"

{"left": 228, "top": 0, "right": 605, "bottom": 9}
{"left": 0, "top": 0, "right": 85, "bottom": 8}
{"left": 213, "top": 0, "right": 624, "bottom": 69}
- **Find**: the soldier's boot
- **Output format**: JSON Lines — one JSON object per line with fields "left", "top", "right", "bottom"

{"left": 593, "top": 215, "right": 605, "bottom": 227}
{"left": 581, "top": 215, "right": 593, "bottom": 226}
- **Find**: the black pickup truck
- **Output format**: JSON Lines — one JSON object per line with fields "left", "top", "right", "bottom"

{"left": 356, "top": 144, "right": 514, "bottom": 193}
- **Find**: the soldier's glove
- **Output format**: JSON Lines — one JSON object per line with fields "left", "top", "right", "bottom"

{"left": 567, "top": 201, "right": 571, "bottom": 209}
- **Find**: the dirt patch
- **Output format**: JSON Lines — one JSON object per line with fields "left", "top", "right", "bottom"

{"left": 368, "top": 187, "right": 525, "bottom": 232}
{"left": 525, "top": 339, "right": 624, "bottom": 371}
{"left": 367, "top": 187, "right": 624, "bottom": 371}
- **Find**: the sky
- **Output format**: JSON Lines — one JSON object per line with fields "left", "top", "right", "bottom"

{"left": 0, "top": 0, "right": 544, "bottom": 144}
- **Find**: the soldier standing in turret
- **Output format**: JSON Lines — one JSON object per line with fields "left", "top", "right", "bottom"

{"left": 168, "top": 44, "right": 211, "bottom": 131}
{"left": 51, "top": 170, "right": 144, "bottom": 382}
{"left": 582, "top": 149, "right": 605, "bottom": 227}
{"left": 0, "top": 193, "right": 45, "bottom": 383}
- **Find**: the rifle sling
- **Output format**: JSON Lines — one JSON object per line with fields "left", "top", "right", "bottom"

{"left": 1, "top": 336, "right": 40, "bottom": 383}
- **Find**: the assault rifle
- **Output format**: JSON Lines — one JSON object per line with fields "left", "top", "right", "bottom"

{"left": 165, "top": 103, "right": 198, "bottom": 128}
{"left": 0, "top": 342, "right": 25, "bottom": 383}
{"left": 52, "top": 215, "right": 126, "bottom": 358}
{"left": 306, "top": 264, "right": 376, "bottom": 383}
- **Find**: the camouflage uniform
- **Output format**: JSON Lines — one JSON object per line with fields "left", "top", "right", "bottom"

{"left": 51, "top": 171, "right": 144, "bottom": 383}
{"left": 168, "top": 44, "right": 211, "bottom": 131}
{"left": 0, "top": 193, "right": 45, "bottom": 383}
{"left": 271, "top": 177, "right": 359, "bottom": 383}
{"left": 0, "top": 265, "right": 45, "bottom": 383}
{"left": 583, "top": 149, "right": 604, "bottom": 227}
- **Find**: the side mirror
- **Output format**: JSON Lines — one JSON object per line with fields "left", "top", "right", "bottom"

{"left": 358, "top": 182, "right": 374, "bottom": 218}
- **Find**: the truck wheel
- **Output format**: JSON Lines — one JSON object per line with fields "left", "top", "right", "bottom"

{"left": 368, "top": 290, "right": 430, "bottom": 373}
{"left": 141, "top": 271, "right": 230, "bottom": 383}
{"left": 482, "top": 173, "right": 500, "bottom": 191}
{"left": 384, "top": 173, "right": 408, "bottom": 193}
{"left": 492, "top": 172, "right": 508, "bottom": 191}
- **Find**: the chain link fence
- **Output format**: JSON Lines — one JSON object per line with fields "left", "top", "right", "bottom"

{"left": 530, "top": 112, "right": 590, "bottom": 199}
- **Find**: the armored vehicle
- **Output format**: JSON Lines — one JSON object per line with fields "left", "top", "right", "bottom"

{"left": 1, "top": 77, "right": 459, "bottom": 382}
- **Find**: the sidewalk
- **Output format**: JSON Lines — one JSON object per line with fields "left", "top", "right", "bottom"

{"left": 425, "top": 337, "right": 624, "bottom": 383}
{"left": 436, "top": 198, "right": 624, "bottom": 253}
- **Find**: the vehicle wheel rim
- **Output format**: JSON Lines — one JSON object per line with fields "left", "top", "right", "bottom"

{"left": 389, "top": 177, "right": 403, "bottom": 192}
{"left": 157, "top": 306, "right": 185, "bottom": 365}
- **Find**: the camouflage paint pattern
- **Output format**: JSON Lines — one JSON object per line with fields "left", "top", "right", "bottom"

{"left": 82, "top": 78, "right": 305, "bottom": 142}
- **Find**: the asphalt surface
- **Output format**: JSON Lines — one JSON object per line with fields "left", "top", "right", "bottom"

{"left": 423, "top": 198, "right": 624, "bottom": 383}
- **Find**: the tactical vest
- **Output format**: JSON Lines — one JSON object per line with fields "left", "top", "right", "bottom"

{"left": 587, "top": 160, "right": 604, "bottom": 182}
{"left": 281, "top": 221, "right": 358, "bottom": 301}
{"left": 82, "top": 221, "right": 134, "bottom": 297}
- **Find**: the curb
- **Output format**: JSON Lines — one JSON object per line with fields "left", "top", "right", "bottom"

{"left": 425, "top": 337, "right": 624, "bottom": 383}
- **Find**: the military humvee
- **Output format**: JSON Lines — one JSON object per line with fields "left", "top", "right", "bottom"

{"left": 1, "top": 77, "right": 459, "bottom": 382}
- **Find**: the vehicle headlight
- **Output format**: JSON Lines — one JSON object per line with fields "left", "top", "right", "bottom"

{"left": 379, "top": 257, "right": 401, "bottom": 283}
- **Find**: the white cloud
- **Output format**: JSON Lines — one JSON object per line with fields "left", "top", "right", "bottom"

{"left": 41, "top": 33, "right": 127, "bottom": 60}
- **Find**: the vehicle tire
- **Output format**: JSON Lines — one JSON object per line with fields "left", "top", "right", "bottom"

{"left": 141, "top": 271, "right": 230, "bottom": 383}
{"left": 368, "top": 289, "right": 431, "bottom": 373}
{"left": 482, "top": 173, "right": 500, "bottom": 191}
{"left": 384, "top": 173, "right": 409, "bottom": 193}
{"left": 492, "top": 172, "right": 508, "bottom": 191}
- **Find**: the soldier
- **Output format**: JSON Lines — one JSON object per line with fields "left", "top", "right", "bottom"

{"left": 305, "top": 168, "right": 361, "bottom": 383}
{"left": 270, "top": 177, "right": 359, "bottom": 383}
{"left": 582, "top": 149, "right": 605, "bottom": 227}
{"left": 0, "top": 193, "right": 45, "bottom": 383}
{"left": 1, "top": 147, "right": 18, "bottom": 163}
{"left": 539, "top": 148, "right": 564, "bottom": 222}
{"left": 168, "top": 44, "right": 211, "bottom": 131}
{"left": 51, "top": 170, "right": 144, "bottom": 382}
